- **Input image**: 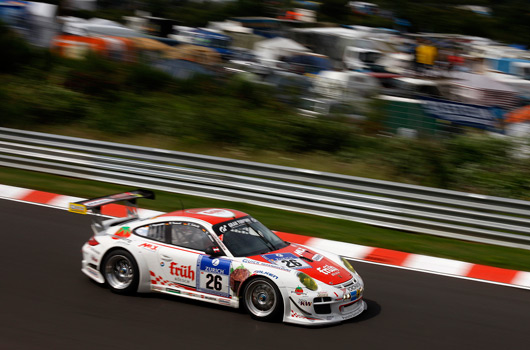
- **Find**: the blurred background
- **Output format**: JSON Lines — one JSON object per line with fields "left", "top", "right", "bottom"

{"left": 1, "top": 0, "right": 530, "bottom": 199}
{"left": 2, "top": 4, "right": 530, "bottom": 346}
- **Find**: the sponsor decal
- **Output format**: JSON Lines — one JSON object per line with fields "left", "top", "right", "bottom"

{"left": 230, "top": 264, "right": 250, "bottom": 295}
{"left": 299, "top": 300, "right": 312, "bottom": 307}
{"left": 252, "top": 270, "right": 279, "bottom": 280}
{"left": 218, "top": 298, "right": 231, "bottom": 306}
{"left": 213, "top": 216, "right": 257, "bottom": 235}
{"left": 317, "top": 292, "right": 329, "bottom": 297}
{"left": 241, "top": 259, "right": 291, "bottom": 272}
{"left": 197, "top": 256, "right": 231, "bottom": 297}
{"left": 316, "top": 265, "right": 340, "bottom": 276}
{"left": 86, "top": 267, "right": 99, "bottom": 277}
{"left": 170, "top": 221, "right": 203, "bottom": 229}
{"left": 290, "top": 310, "right": 319, "bottom": 320}
{"left": 169, "top": 262, "right": 195, "bottom": 282}
{"left": 204, "top": 266, "right": 226, "bottom": 274}
{"left": 262, "top": 253, "right": 311, "bottom": 270}
{"left": 204, "top": 295, "right": 217, "bottom": 301}
{"left": 312, "top": 254, "right": 323, "bottom": 262}
{"left": 294, "top": 247, "right": 305, "bottom": 256}
{"left": 350, "top": 290, "right": 357, "bottom": 300}
{"left": 68, "top": 203, "right": 87, "bottom": 214}
{"left": 160, "top": 262, "right": 165, "bottom": 267}
{"left": 294, "top": 286, "right": 304, "bottom": 295}
{"left": 81, "top": 198, "right": 111, "bottom": 207}
{"left": 139, "top": 242, "right": 158, "bottom": 251}
{"left": 166, "top": 288, "right": 181, "bottom": 294}
{"left": 90, "top": 256, "right": 98, "bottom": 263}
{"left": 112, "top": 227, "right": 131, "bottom": 240}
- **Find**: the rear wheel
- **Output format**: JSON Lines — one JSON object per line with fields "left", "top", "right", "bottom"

{"left": 102, "top": 250, "right": 139, "bottom": 295}
{"left": 243, "top": 277, "right": 283, "bottom": 322}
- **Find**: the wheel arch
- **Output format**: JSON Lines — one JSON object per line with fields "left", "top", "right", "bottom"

{"left": 238, "top": 275, "right": 289, "bottom": 320}
{"left": 100, "top": 246, "right": 151, "bottom": 293}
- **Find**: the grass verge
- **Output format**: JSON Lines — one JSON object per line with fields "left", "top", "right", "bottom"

{"left": 1, "top": 166, "right": 529, "bottom": 272}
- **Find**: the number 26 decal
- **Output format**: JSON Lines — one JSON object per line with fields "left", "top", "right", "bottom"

{"left": 206, "top": 273, "right": 223, "bottom": 291}
{"left": 281, "top": 259, "right": 302, "bottom": 268}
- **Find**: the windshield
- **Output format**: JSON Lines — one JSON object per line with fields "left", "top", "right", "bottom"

{"left": 212, "top": 216, "right": 288, "bottom": 257}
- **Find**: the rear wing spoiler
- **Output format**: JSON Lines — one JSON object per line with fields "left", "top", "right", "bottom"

{"left": 69, "top": 189, "right": 155, "bottom": 233}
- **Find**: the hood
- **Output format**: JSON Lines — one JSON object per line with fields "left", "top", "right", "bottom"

{"left": 249, "top": 243, "right": 352, "bottom": 286}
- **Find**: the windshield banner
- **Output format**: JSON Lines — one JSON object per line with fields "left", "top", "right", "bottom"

{"left": 212, "top": 216, "right": 256, "bottom": 235}
{"left": 420, "top": 97, "right": 503, "bottom": 133}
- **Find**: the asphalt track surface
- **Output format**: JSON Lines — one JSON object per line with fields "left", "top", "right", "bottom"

{"left": 1, "top": 199, "right": 529, "bottom": 350}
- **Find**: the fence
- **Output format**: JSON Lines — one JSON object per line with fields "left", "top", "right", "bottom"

{"left": 1, "top": 127, "right": 530, "bottom": 250}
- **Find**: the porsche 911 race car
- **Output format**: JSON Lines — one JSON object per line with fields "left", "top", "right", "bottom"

{"left": 70, "top": 190, "right": 367, "bottom": 326}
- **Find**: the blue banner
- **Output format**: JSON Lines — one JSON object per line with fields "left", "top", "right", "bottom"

{"left": 420, "top": 97, "right": 503, "bottom": 133}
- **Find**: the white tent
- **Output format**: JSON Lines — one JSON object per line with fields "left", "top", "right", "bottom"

{"left": 450, "top": 72, "right": 520, "bottom": 110}
{"left": 254, "top": 37, "right": 310, "bottom": 61}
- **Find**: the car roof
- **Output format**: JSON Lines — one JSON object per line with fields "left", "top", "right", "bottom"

{"left": 158, "top": 208, "right": 249, "bottom": 225}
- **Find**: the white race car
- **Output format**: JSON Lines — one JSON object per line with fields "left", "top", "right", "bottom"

{"left": 70, "top": 190, "right": 366, "bottom": 326}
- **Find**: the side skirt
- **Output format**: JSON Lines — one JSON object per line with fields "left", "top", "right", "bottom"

{"left": 151, "top": 285, "right": 239, "bottom": 308}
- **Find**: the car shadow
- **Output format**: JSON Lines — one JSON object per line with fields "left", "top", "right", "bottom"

{"left": 342, "top": 298, "right": 381, "bottom": 324}
{"left": 285, "top": 298, "right": 381, "bottom": 329}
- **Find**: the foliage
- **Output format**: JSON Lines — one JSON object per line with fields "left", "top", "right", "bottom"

{"left": 0, "top": 21, "right": 37, "bottom": 73}
{"left": 3, "top": 19, "right": 530, "bottom": 200}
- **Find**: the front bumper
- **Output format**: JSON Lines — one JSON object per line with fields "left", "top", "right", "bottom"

{"left": 285, "top": 277, "right": 367, "bottom": 325}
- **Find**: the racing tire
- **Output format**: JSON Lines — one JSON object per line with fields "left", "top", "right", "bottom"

{"left": 243, "top": 277, "right": 283, "bottom": 322}
{"left": 102, "top": 249, "right": 139, "bottom": 295}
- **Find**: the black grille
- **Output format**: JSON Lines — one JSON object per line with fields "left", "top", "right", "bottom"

{"left": 314, "top": 297, "right": 332, "bottom": 303}
{"left": 313, "top": 297, "right": 332, "bottom": 314}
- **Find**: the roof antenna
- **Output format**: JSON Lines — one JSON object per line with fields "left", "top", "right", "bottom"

{"left": 177, "top": 196, "right": 185, "bottom": 212}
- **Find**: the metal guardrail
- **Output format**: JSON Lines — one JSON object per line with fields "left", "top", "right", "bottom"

{"left": 2, "top": 126, "right": 530, "bottom": 250}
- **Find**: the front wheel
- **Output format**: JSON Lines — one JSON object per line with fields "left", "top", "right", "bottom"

{"left": 102, "top": 250, "right": 139, "bottom": 295}
{"left": 243, "top": 277, "right": 283, "bottom": 322}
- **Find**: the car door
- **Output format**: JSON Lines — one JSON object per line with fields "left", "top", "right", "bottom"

{"left": 155, "top": 221, "right": 232, "bottom": 297}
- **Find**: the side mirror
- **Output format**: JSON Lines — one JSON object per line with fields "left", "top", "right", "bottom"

{"left": 205, "top": 246, "right": 223, "bottom": 257}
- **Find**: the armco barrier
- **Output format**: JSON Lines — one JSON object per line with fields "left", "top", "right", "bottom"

{"left": 2, "top": 184, "right": 529, "bottom": 290}
{"left": 1, "top": 127, "right": 530, "bottom": 250}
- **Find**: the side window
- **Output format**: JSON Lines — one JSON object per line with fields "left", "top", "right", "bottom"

{"left": 134, "top": 223, "right": 167, "bottom": 242}
{"left": 170, "top": 222, "right": 214, "bottom": 252}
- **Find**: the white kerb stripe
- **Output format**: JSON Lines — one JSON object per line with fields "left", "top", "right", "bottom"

{"left": 0, "top": 185, "right": 32, "bottom": 199}
{"left": 511, "top": 271, "right": 530, "bottom": 288}
{"left": 305, "top": 237, "right": 374, "bottom": 260}
{"left": 48, "top": 195, "right": 85, "bottom": 209}
{"left": 403, "top": 254, "right": 473, "bottom": 276}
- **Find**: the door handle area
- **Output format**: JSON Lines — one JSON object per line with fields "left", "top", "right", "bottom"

{"left": 161, "top": 255, "right": 173, "bottom": 261}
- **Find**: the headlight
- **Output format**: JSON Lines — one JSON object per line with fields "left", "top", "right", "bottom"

{"left": 297, "top": 272, "right": 318, "bottom": 291}
{"left": 341, "top": 257, "right": 357, "bottom": 274}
